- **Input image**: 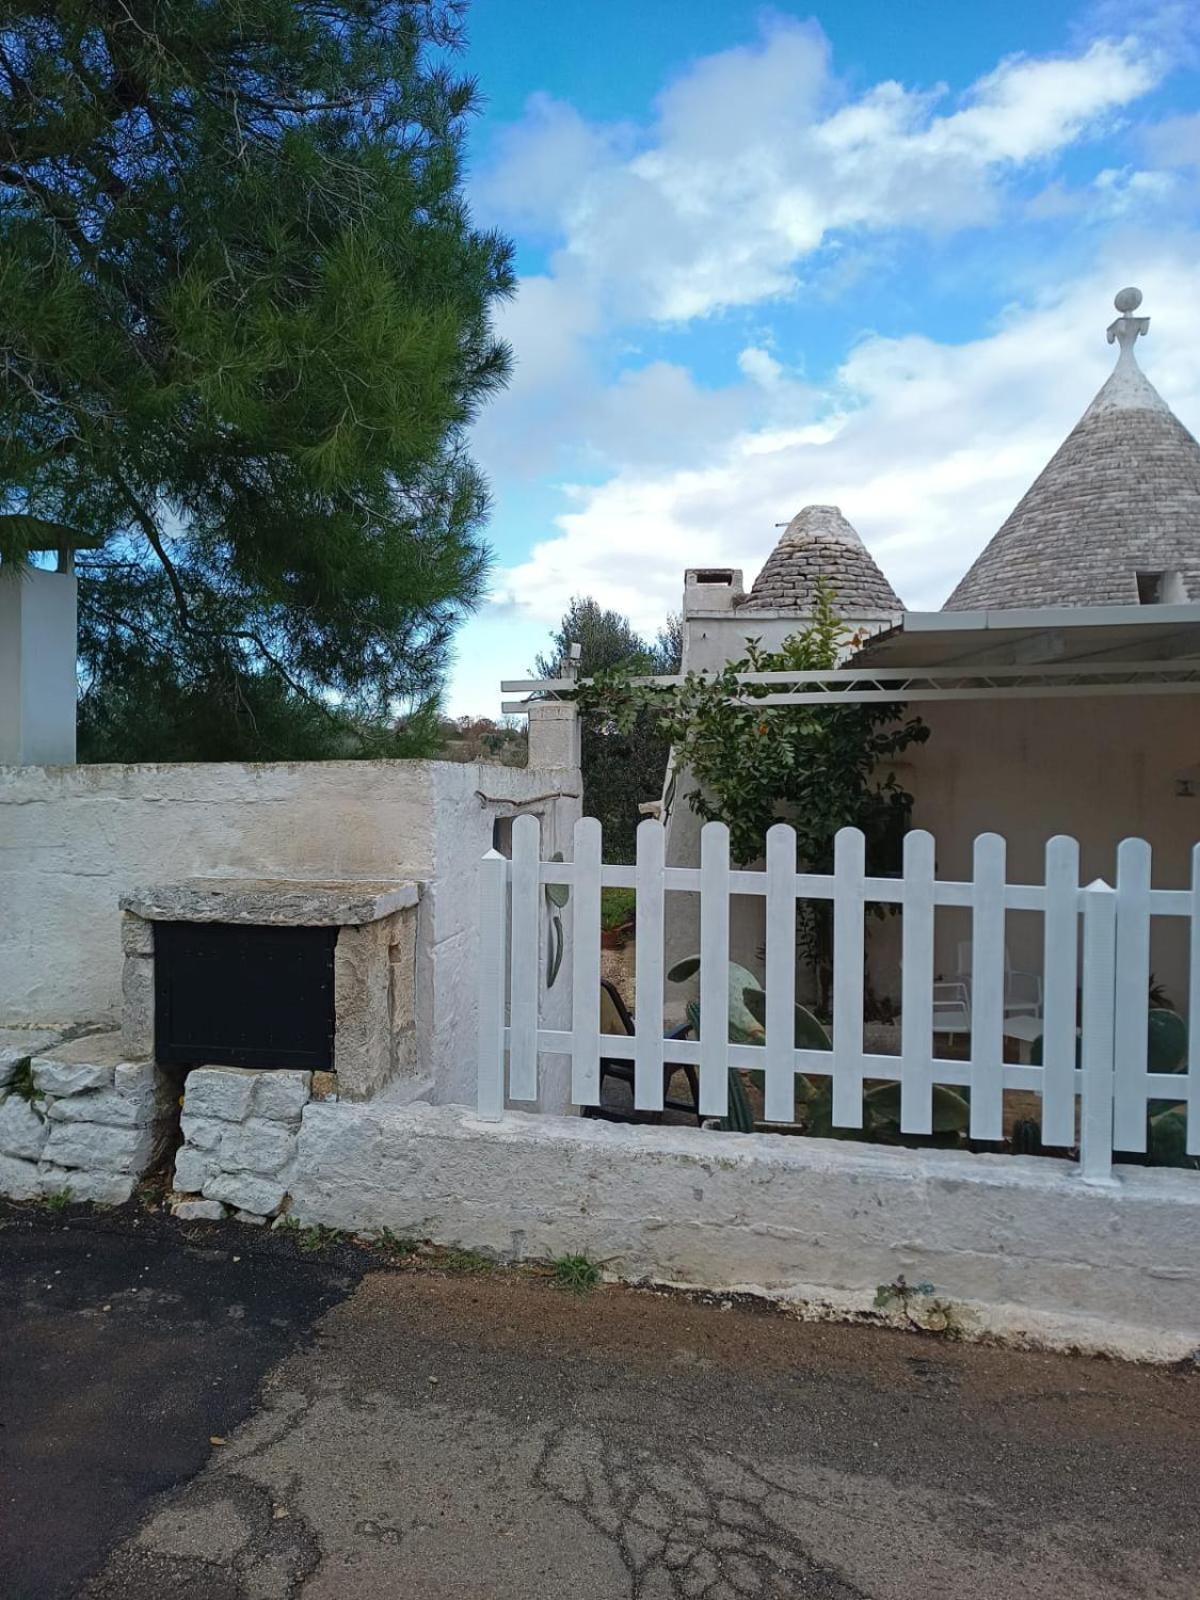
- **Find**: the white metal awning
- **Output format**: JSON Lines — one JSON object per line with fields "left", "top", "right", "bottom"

{"left": 501, "top": 603, "right": 1200, "bottom": 710}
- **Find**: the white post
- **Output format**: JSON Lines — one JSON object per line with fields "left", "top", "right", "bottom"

{"left": 831, "top": 827, "right": 867, "bottom": 1129}
{"left": 1040, "top": 836, "right": 1080, "bottom": 1148}
{"left": 699, "top": 822, "right": 731, "bottom": 1118}
{"left": 1112, "top": 838, "right": 1152, "bottom": 1152}
{"left": 633, "top": 817, "right": 666, "bottom": 1112}
{"left": 571, "top": 816, "right": 603, "bottom": 1106}
{"left": 477, "top": 849, "right": 509, "bottom": 1120}
{"left": 1189, "top": 843, "right": 1200, "bottom": 1158}
{"left": 0, "top": 565, "right": 78, "bottom": 764}
{"left": 969, "top": 833, "right": 1007, "bottom": 1142}
{"left": 764, "top": 824, "right": 797, "bottom": 1124}
{"left": 1079, "top": 878, "right": 1118, "bottom": 1184}
{"left": 508, "top": 813, "right": 541, "bottom": 1102}
{"left": 898, "top": 829, "right": 934, "bottom": 1135}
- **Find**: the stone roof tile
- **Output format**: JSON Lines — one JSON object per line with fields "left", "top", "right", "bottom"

{"left": 945, "top": 289, "right": 1200, "bottom": 611}
{"left": 741, "top": 505, "right": 903, "bottom": 615}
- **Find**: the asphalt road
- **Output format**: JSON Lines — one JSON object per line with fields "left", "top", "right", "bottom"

{"left": 2, "top": 1202, "right": 1198, "bottom": 1599}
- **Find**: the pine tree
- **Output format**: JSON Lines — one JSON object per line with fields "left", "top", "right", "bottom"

{"left": 0, "top": 1, "right": 513, "bottom": 757}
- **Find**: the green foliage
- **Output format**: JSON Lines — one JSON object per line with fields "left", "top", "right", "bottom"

{"left": 45, "top": 1187, "right": 73, "bottom": 1213}
{"left": 1010, "top": 1118, "right": 1043, "bottom": 1156}
{"left": 1, "top": 1, "right": 514, "bottom": 758}
{"left": 874, "top": 1276, "right": 966, "bottom": 1338}
{"left": 674, "top": 958, "right": 970, "bottom": 1143}
{"left": 296, "top": 1223, "right": 343, "bottom": 1253}
{"left": 578, "top": 586, "right": 927, "bottom": 999}
{"left": 437, "top": 1246, "right": 494, "bottom": 1273}
{"left": 600, "top": 887, "right": 637, "bottom": 931}
{"left": 537, "top": 597, "right": 681, "bottom": 861}
{"left": 579, "top": 584, "right": 926, "bottom": 869}
{"left": 549, "top": 1253, "right": 602, "bottom": 1293}
{"left": 1147, "top": 1008, "right": 1187, "bottom": 1073}
{"left": 6, "top": 1059, "right": 40, "bottom": 1104}
{"left": 374, "top": 1228, "right": 420, "bottom": 1256}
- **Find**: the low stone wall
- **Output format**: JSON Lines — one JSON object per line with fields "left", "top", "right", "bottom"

{"left": 0, "top": 1031, "right": 175, "bottom": 1204}
{"left": 287, "top": 1101, "right": 1200, "bottom": 1363}
{"left": 171, "top": 1066, "right": 313, "bottom": 1222}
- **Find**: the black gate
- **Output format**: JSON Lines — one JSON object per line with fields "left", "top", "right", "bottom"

{"left": 154, "top": 921, "right": 337, "bottom": 1070}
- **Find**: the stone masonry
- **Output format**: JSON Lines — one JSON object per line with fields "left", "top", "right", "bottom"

{"left": 0, "top": 1031, "right": 176, "bottom": 1205}
{"left": 120, "top": 882, "right": 421, "bottom": 1100}
{"left": 171, "top": 1066, "right": 311, "bottom": 1222}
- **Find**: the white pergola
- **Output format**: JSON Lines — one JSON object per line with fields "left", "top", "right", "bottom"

{"left": 502, "top": 602, "right": 1200, "bottom": 712}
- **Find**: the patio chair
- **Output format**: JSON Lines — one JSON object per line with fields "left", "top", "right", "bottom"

{"left": 955, "top": 941, "right": 1042, "bottom": 1021}
{"left": 584, "top": 977, "right": 701, "bottom": 1124}
{"left": 932, "top": 979, "right": 971, "bottom": 1039}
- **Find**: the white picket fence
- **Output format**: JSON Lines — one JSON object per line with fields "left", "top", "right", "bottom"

{"left": 477, "top": 816, "right": 1200, "bottom": 1181}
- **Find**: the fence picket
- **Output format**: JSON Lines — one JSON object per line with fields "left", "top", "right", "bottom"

{"left": 832, "top": 828, "right": 867, "bottom": 1129}
{"left": 1189, "top": 843, "right": 1200, "bottom": 1158}
{"left": 476, "top": 849, "right": 509, "bottom": 1120}
{"left": 898, "top": 830, "right": 935, "bottom": 1134}
{"left": 633, "top": 818, "right": 666, "bottom": 1111}
{"left": 508, "top": 813, "right": 541, "bottom": 1102}
{"left": 1113, "top": 837, "right": 1152, "bottom": 1152}
{"left": 474, "top": 820, "right": 1198, "bottom": 1175}
{"left": 1080, "top": 878, "right": 1117, "bottom": 1182}
{"left": 700, "top": 823, "right": 732, "bottom": 1118}
{"left": 969, "top": 833, "right": 1006, "bottom": 1141}
{"left": 1040, "top": 836, "right": 1080, "bottom": 1148}
{"left": 571, "top": 817, "right": 603, "bottom": 1107}
{"left": 764, "top": 824, "right": 797, "bottom": 1124}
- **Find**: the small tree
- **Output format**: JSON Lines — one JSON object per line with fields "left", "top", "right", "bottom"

{"left": 577, "top": 586, "right": 928, "bottom": 1005}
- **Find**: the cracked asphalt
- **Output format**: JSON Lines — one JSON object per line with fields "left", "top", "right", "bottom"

{"left": 2, "top": 1204, "right": 1198, "bottom": 1599}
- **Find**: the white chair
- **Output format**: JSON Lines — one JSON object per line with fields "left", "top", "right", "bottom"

{"left": 932, "top": 980, "right": 971, "bottom": 1038}
{"left": 955, "top": 941, "right": 1042, "bottom": 1022}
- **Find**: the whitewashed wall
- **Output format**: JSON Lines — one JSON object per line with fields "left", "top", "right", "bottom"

{"left": 899, "top": 693, "right": 1199, "bottom": 1010}
{"left": 0, "top": 759, "right": 581, "bottom": 1109}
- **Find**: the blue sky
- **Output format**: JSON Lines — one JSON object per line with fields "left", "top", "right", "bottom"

{"left": 444, "top": 0, "right": 1200, "bottom": 714}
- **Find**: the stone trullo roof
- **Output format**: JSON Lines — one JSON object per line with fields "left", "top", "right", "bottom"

{"left": 945, "top": 288, "right": 1200, "bottom": 611}
{"left": 741, "top": 504, "right": 904, "bottom": 615}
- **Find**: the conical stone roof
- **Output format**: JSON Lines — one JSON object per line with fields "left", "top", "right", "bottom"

{"left": 945, "top": 288, "right": 1200, "bottom": 611}
{"left": 741, "top": 504, "right": 903, "bottom": 614}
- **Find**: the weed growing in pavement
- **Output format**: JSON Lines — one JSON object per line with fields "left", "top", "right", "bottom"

{"left": 549, "top": 1254, "right": 602, "bottom": 1294}
{"left": 875, "top": 1275, "right": 968, "bottom": 1339}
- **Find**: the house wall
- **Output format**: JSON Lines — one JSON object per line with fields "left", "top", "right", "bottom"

{"left": 900, "top": 693, "right": 1200, "bottom": 1009}
{"left": 0, "top": 758, "right": 581, "bottom": 1108}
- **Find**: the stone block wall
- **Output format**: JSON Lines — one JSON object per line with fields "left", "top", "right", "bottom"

{"left": 171, "top": 1066, "right": 312, "bottom": 1222}
{"left": 0, "top": 1031, "right": 175, "bottom": 1204}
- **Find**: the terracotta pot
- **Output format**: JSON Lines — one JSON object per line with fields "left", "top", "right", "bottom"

{"left": 600, "top": 922, "right": 633, "bottom": 950}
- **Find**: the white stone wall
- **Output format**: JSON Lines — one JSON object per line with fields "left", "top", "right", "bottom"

{"left": 287, "top": 1101, "right": 1200, "bottom": 1363}
{"left": 0, "top": 1030, "right": 174, "bottom": 1204}
{"left": 0, "top": 759, "right": 582, "bottom": 1114}
{"left": 171, "top": 1066, "right": 312, "bottom": 1221}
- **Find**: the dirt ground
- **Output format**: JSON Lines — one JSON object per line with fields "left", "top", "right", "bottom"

{"left": 3, "top": 1199, "right": 1198, "bottom": 1600}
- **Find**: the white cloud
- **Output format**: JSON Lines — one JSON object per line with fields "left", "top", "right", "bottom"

{"left": 491, "top": 248, "right": 1200, "bottom": 637}
{"left": 476, "top": 20, "right": 1162, "bottom": 324}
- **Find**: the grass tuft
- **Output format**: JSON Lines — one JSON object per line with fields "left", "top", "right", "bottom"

{"left": 437, "top": 1247, "right": 494, "bottom": 1274}
{"left": 296, "top": 1223, "right": 343, "bottom": 1253}
{"left": 549, "top": 1254, "right": 602, "bottom": 1294}
{"left": 375, "top": 1228, "right": 420, "bottom": 1257}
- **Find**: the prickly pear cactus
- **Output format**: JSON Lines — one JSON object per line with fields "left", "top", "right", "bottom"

{"left": 1010, "top": 1118, "right": 1043, "bottom": 1156}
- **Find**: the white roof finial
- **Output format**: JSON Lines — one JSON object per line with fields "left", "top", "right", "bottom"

{"left": 1107, "top": 286, "right": 1149, "bottom": 356}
